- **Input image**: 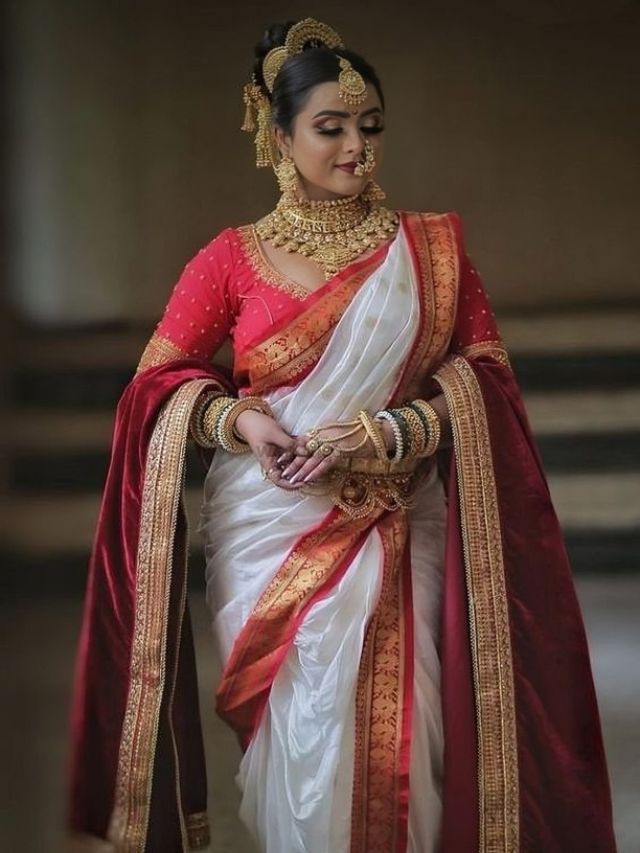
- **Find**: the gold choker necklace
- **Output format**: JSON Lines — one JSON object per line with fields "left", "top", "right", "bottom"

{"left": 255, "top": 192, "right": 399, "bottom": 279}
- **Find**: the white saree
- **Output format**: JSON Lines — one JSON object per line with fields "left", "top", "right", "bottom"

{"left": 200, "top": 224, "right": 446, "bottom": 852}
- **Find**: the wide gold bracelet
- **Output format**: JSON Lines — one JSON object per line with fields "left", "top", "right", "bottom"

{"left": 218, "top": 396, "right": 274, "bottom": 454}
{"left": 359, "top": 410, "right": 389, "bottom": 462}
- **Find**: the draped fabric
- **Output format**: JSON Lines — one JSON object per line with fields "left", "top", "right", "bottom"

{"left": 68, "top": 211, "right": 616, "bottom": 852}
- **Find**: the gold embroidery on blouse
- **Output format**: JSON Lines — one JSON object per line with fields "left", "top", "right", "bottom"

{"left": 137, "top": 333, "right": 188, "bottom": 372}
{"left": 460, "top": 339, "right": 511, "bottom": 367}
{"left": 107, "top": 379, "right": 215, "bottom": 852}
{"left": 236, "top": 223, "right": 314, "bottom": 300}
{"left": 434, "top": 355, "right": 519, "bottom": 853}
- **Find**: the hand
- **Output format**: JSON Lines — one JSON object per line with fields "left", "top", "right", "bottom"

{"left": 234, "top": 409, "right": 301, "bottom": 490}
{"left": 279, "top": 418, "right": 395, "bottom": 486}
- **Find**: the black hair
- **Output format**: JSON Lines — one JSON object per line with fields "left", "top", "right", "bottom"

{"left": 252, "top": 21, "right": 385, "bottom": 135}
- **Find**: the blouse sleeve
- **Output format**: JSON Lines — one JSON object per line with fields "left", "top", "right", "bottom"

{"left": 136, "top": 229, "right": 237, "bottom": 371}
{"left": 448, "top": 212, "right": 510, "bottom": 366}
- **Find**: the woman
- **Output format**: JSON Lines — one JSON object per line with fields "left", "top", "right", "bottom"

{"left": 69, "top": 17, "right": 617, "bottom": 853}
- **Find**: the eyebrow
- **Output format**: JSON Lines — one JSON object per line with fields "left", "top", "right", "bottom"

{"left": 312, "top": 107, "right": 383, "bottom": 119}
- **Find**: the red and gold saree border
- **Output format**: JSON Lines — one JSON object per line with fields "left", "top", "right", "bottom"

{"left": 350, "top": 511, "right": 412, "bottom": 853}
{"left": 216, "top": 507, "right": 383, "bottom": 749}
{"left": 435, "top": 355, "right": 519, "bottom": 853}
{"left": 390, "top": 212, "right": 459, "bottom": 404}
{"left": 235, "top": 244, "right": 394, "bottom": 395}
{"left": 107, "top": 380, "right": 213, "bottom": 853}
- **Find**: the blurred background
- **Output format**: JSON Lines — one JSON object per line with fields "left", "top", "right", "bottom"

{"left": 1, "top": 0, "right": 639, "bottom": 850}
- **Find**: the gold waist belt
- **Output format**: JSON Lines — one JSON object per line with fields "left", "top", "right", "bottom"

{"left": 304, "top": 456, "right": 426, "bottom": 519}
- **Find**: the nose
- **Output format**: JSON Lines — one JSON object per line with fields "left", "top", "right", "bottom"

{"left": 343, "top": 126, "right": 366, "bottom": 158}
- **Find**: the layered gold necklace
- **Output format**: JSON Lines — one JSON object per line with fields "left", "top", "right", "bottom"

{"left": 255, "top": 192, "right": 399, "bottom": 280}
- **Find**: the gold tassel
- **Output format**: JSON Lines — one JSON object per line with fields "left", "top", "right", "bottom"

{"left": 254, "top": 98, "right": 274, "bottom": 168}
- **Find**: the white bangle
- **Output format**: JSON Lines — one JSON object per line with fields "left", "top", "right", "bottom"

{"left": 375, "top": 410, "right": 403, "bottom": 462}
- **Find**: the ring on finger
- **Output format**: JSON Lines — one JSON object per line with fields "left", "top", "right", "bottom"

{"left": 306, "top": 438, "right": 321, "bottom": 453}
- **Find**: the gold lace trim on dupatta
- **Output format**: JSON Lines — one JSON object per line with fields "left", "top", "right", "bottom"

{"left": 434, "top": 355, "right": 519, "bottom": 852}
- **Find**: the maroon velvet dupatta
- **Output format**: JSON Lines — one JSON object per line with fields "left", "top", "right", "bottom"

{"left": 69, "top": 361, "right": 232, "bottom": 851}
{"left": 68, "top": 213, "right": 616, "bottom": 852}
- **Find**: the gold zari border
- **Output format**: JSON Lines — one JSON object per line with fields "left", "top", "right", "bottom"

{"left": 107, "top": 379, "right": 215, "bottom": 852}
{"left": 137, "top": 333, "right": 189, "bottom": 372}
{"left": 391, "top": 213, "right": 459, "bottom": 403}
{"left": 434, "top": 355, "right": 519, "bottom": 853}
{"left": 460, "top": 339, "right": 511, "bottom": 367}
{"left": 350, "top": 511, "right": 409, "bottom": 853}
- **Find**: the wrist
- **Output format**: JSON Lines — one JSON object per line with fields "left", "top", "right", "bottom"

{"left": 378, "top": 418, "right": 396, "bottom": 455}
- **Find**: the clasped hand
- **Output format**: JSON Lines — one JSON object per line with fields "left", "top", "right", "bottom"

{"left": 234, "top": 410, "right": 392, "bottom": 489}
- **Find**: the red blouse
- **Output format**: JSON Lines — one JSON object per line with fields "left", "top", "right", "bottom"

{"left": 137, "top": 214, "right": 503, "bottom": 379}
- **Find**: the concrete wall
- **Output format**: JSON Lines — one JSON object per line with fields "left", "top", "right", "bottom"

{"left": 6, "top": 0, "right": 639, "bottom": 323}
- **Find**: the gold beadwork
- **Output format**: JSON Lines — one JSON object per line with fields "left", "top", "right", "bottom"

{"left": 412, "top": 399, "right": 442, "bottom": 456}
{"left": 275, "top": 156, "right": 299, "bottom": 195}
{"left": 354, "top": 139, "right": 375, "bottom": 177}
{"left": 359, "top": 410, "right": 389, "bottom": 461}
{"left": 255, "top": 193, "right": 398, "bottom": 280}
{"left": 337, "top": 57, "right": 367, "bottom": 107}
{"left": 220, "top": 396, "right": 274, "bottom": 454}
{"left": 262, "top": 46, "right": 288, "bottom": 93}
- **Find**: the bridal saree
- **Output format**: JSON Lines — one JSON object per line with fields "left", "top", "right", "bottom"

{"left": 69, "top": 212, "right": 616, "bottom": 852}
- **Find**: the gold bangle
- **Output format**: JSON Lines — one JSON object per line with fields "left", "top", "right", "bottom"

{"left": 398, "top": 405, "right": 427, "bottom": 456}
{"left": 190, "top": 392, "right": 232, "bottom": 447}
{"left": 220, "top": 396, "right": 274, "bottom": 454}
{"left": 359, "top": 410, "right": 388, "bottom": 462}
{"left": 413, "top": 399, "right": 441, "bottom": 456}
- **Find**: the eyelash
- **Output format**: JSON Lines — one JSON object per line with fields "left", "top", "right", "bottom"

{"left": 317, "top": 126, "right": 385, "bottom": 136}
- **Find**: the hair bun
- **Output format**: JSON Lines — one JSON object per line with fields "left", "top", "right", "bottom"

{"left": 252, "top": 21, "right": 295, "bottom": 94}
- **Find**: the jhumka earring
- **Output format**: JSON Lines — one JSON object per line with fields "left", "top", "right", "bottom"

{"left": 275, "top": 156, "right": 299, "bottom": 196}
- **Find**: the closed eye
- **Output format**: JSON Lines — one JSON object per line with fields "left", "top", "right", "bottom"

{"left": 317, "top": 126, "right": 385, "bottom": 136}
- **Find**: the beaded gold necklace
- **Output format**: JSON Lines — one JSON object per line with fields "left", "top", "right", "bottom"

{"left": 255, "top": 192, "right": 399, "bottom": 280}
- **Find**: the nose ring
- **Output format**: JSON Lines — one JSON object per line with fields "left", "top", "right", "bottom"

{"left": 354, "top": 139, "right": 375, "bottom": 177}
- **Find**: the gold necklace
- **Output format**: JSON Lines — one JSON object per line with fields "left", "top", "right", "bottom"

{"left": 255, "top": 192, "right": 399, "bottom": 280}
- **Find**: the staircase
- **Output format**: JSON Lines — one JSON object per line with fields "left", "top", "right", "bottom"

{"left": 2, "top": 311, "right": 639, "bottom": 596}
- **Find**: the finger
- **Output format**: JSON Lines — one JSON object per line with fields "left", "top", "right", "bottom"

{"left": 281, "top": 454, "right": 309, "bottom": 481}
{"left": 289, "top": 450, "right": 329, "bottom": 484}
{"left": 301, "top": 451, "right": 340, "bottom": 483}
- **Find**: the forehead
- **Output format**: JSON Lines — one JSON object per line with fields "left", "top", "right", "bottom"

{"left": 300, "top": 81, "right": 383, "bottom": 117}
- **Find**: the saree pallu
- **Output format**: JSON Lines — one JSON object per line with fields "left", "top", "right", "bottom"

{"left": 68, "top": 211, "right": 616, "bottom": 852}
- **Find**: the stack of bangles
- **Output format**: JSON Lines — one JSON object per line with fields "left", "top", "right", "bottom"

{"left": 190, "top": 392, "right": 273, "bottom": 453}
{"left": 375, "top": 399, "right": 441, "bottom": 462}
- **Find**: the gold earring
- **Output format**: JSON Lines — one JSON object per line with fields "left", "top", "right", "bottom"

{"left": 275, "top": 156, "right": 298, "bottom": 195}
{"left": 362, "top": 180, "right": 386, "bottom": 202}
{"left": 354, "top": 139, "right": 375, "bottom": 177}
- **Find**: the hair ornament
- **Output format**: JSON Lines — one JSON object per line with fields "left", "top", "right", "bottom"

{"left": 337, "top": 57, "right": 367, "bottom": 107}
{"left": 241, "top": 18, "right": 368, "bottom": 168}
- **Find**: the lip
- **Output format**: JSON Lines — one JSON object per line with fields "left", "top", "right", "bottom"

{"left": 336, "top": 162, "right": 359, "bottom": 174}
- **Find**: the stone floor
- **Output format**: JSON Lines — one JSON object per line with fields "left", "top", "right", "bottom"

{"left": 1, "top": 577, "right": 638, "bottom": 853}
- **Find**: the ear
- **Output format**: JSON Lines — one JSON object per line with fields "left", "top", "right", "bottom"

{"left": 274, "top": 126, "right": 292, "bottom": 159}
